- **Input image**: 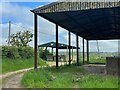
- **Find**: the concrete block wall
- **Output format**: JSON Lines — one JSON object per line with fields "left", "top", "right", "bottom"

{"left": 106, "top": 57, "right": 120, "bottom": 76}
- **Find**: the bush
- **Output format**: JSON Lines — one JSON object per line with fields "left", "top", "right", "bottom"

{"left": 38, "top": 48, "right": 53, "bottom": 60}
{"left": 38, "top": 48, "right": 46, "bottom": 60}
{"left": 2, "top": 46, "right": 33, "bottom": 59}
{"left": 38, "top": 48, "right": 44, "bottom": 58}
{"left": 18, "top": 47, "right": 33, "bottom": 59}
{"left": 2, "top": 46, "right": 52, "bottom": 59}
{"left": 2, "top": 46, "right": 8, "bottom": 58}
{"left": 2, "top": 46, "right": 20, "bottom": 59}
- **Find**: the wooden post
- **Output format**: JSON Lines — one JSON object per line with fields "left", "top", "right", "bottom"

{"left": 72, "top": 46, "right": 73, "bottom": 61}
{"left": 52, "top": 48, "right": 54, "bottom": 61}
{"left": 56, "top": 24, "right": 58, "bottom": 67}
{"left": 76, "top": 35, "right": 79, "bottom": 65}
{"left": 34, "top": 13, "right": 38, "bottom": 70}
{"left": 83, "top": 38, "right": 85, "bottom": 64}
{"left": 87, "top": 40, "right": 89, "bottom": 63}
{"left": 8, "top": 21, "right": 11, "bottom": 46}
{"left": 69, "top": 31, "right": 71, "bottom": 65}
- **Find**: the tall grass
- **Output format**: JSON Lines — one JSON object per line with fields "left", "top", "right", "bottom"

{"left": 80, "top": 74, "right": 118, "bottom": 88}
{"left": 21, "top": 65, "right": 118, "bottom": 88}
{"left": 21, "top": 65, "right": 85, "bottom": 88}
{"left": 2, "top": 58, "right": 47, "bottom": 74}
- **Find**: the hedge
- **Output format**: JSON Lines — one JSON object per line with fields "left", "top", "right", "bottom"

{"left": 18, "top": 47, "right": 33, "bottom": 59}
{"left": 2, "top": 46, "right": 33, "bottom": 59}
{"left": 2, "top": 46, "right": 53, "bottom": 59}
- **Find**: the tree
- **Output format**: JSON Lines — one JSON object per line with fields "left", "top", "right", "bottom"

{"left": 10, "top": 30, "right": 33, "bottom": 47}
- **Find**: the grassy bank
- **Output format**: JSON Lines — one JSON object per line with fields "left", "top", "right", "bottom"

{"left": 2, "top": 58, "right": 47, "bottom": 74}
{"left": 21, "top": 65, "right": 118, "bottom": 88}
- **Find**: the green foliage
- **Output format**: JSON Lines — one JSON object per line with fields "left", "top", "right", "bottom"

{"left": 2, "top": 46, "right": 9, "bottom": 58}
{"left": 2, "top": 46, "right": 53, "bottom": 60}
{"left": 38, "top": 48, "right": 45, "bottom": 60}
{"left": 38, "top": 48, "right": 52, "bottom": 60}
{"left": 44, "top": 49, "right": 53, "bottom": 56}
{"left": 2, "top": 46, "right": 33, "bottom": 59}
{"left": 2, "top": 46, "right": 20, "bottom": 59}
{"left": 10, "top": 30, "right": 33, "bottom": 47}
{"left": 2, "top": 58, "right": 47, "bottom": 74}
{"left": 18, "top": 47, "right": 33, "bottom": 59}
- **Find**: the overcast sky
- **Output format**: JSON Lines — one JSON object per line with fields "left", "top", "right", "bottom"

{"left": 0, "top": 1, "right": 119, "bottom": 52}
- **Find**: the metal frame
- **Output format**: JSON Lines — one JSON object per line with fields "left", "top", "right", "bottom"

{"left": 83, "top": 38, "right": 85, "bottom": 64}
{"left": 76, "top": 35, "right": 79, "bottom": 65}
{"left": 87, "top": 40, "right": 89, "bottom": 63}
{"left": 52, "top": 47, "right": 54, "bottom": 61}
{"left": 69, "top": 31, "right": 71, "bottom": 65}
{"left": 56, "top": 24, "right": 58, "bottom": 67}
{"left": 34, "top": 13, "right": 38, "bottom": 70}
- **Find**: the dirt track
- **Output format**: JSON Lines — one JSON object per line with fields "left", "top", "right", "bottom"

{"left": 1, "top": 61, "right": 56, "bottom": 88}
{"left": 3, "top": 73, "right": 24, "bottom": 88}
{"left": 1, "top": 62, "right": 106, "bottom": 88}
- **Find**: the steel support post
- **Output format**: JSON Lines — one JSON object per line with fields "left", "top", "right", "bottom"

{"left": 87, "top": 40, "right": 89, "bottom": 63}
{"left": 56, "top": 24, "right": 58, "bottom": 67}
{"left": 69, "top": 31, "right": 71, "bottom": 65}
{"left": 34, "top": 13, "right": 38, "bottom": 70}
{"left": 83, "top": 38, "right": 85, "bottom": 64}
{"left": 76, "top": 35, "right": 79, "bottom": 65}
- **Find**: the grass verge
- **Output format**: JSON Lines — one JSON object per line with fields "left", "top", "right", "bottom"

{"left": 21, "top": 65, "right": 85, "bottom": 88}
{"left": 2, "top": 58, "right": 47, "bottom": 74}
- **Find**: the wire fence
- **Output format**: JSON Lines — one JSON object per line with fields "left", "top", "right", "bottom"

{"left": 1, "top": 21, "right": 80, "bottom": 48}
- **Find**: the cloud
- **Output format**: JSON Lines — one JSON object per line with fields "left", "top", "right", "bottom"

{"left": 1, "top": 2, "right": 32, "bottom": 25}
{"left": 1, "top": 2, "right": 65, "bottom": 46}
{"left": 89, "top": 40, "right": 118, "bottom": 52}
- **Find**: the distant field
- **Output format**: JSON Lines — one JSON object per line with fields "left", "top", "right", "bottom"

{"left": 2, "top": 58, "right": 47, "bottom": 74}
{"left": 77, "top": 52, "right": 117, "bottom": 64}
{"left": 61, "top": 52, "right": 117, "bottom": 64}
{"left": 21, "top": 65, "right": 118, "bottom": 88}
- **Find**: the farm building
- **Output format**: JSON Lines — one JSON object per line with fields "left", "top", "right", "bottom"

{"left": 31, "top": 0, "right": 120, "bottom": 75}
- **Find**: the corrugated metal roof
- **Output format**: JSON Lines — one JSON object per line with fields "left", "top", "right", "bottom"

{"left": 31, "top": 1, "right": 120, "bottom": 13}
